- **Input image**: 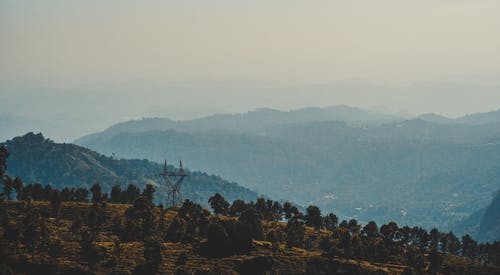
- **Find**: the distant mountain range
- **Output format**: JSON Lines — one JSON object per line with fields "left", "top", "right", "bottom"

{"left": 2, "top": 132, "right": 259, "bottom": 207}
{"left": 76, "top": 105, "right": 401, "bottom": 143}
{"left": 75, "top": 106, "right": 500, "bottom": 241}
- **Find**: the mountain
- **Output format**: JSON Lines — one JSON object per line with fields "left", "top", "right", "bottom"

{"left": 457, "top": 109, "right": 500, "bottom": 125}
{"left": 408, "top": 109, "right": 500, "bottom": 126}
{"left": 478, "top": 191, "right": 500, "bottom": 242}
{"left": 2, "top": 132, "right": 259, "bottom": 206}
{"left": 76, "top": 113, "right": 500, "bottom": 233}
{"left": 75, "top": 106, "right": 400, "bottom": 144}
{"left": 417, "top": 113, "right": 455, "bottom": 124}
{"left": 451, "top": 191, "right": 500, "bottom": 243}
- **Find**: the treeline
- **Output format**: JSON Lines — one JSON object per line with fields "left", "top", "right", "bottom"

{"left": 206, "top": 193, "right": 499, "bottom": 269}
{"left": 1, "top": 175, "right": 156, "bottom": 205}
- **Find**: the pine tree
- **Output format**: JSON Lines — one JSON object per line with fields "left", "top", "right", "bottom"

{"left": 208, "top": 193, "right": 229, "bottom": 217}
{"left": 2, "top": 176, "right": 13, "bottom": 200}
{"left": 362, "top": 221, "right": 379, "bottom": 238}
{"left": 322, "top": 213, "right": 338, "bottom": 231}
{"left": 239, "top": 207, "right": 264, "bottom": 240}
{"left": 0, "top": 147, "right": 8, "bottom": 182}
{"left": 142, "top": 184, "right": 156, "bottom": 204}
{"left": 286, "top": 217, "right": 305, "bottom": 248}
{"left": 90, "top": 183, "right": 103, "bottom": 203}
{"left": 110, "top": 185, "right": 122, "bottom": 203}
{"left": 428, "top": 248, "right": 442, "bottom": 272}
{"left": 305, "top": 205, "right": 322, "bottom": 231}
{"left": 142, "top": 237, "right": 163, "bottom": 274}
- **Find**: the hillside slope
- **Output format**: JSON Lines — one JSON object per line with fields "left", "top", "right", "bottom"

{"left": 2, "top": 133, "right": 258, "bottom": 206}
{"left": 478, "top": 192, "right": 500, "bottom": 242}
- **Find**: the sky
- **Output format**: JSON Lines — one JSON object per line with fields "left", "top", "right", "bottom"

{"left": 1, "top": 0, "right": 500, "bottom": 139}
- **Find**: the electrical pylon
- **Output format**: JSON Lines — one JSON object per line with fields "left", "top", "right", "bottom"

{"left": 156, "top": 160, "right": 187, "bottom": 207}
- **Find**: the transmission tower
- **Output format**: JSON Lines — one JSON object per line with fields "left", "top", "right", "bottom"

{"left": 156, "top": 160, "right": 187, "bottom": 207}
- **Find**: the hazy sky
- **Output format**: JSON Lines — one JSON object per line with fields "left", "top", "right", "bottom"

{"left": 1, "top": 0, "right": 500, "bottom": 133}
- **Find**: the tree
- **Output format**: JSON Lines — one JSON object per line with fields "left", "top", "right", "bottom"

{"left": 2, "top": 176, "right": 13, "bottom": 200}
{"left": 283, "top": 202, "right": 300, "bottom": 221}
{"left": 177, "top": 200, "right": 204, "bottom": 242}
{"left": 428, "top": 248, "right": 442, "bottom": 273}
{"left": 447, "top": 232, "right": 461, "bottom": 255}
{"left": 270, "top": 201, "right": 283, "bottom": 222}
{"left": 166, "top": 216, "right": 187, "bottom": 243}
{"left": 124, "top": 196, "right": 157, "bottom": 241}
{"left": 348, "top": 219, "right": 361, "bottom": 235}
{"left": 462, "top": 234, "right": 478, "bottom": 260}
{"left": 254, "top": 198, "right": 268, "bottom": 219}
{"left": 74, "top": 188, "right": 89, "bottom": 202}
{"left": 50, "top": 189, "right": 62, "bottom": 219}
{"left": 230, "top": 220, "right": 254, "bottom": 253}
{"left": 338, "top": 229, "right": 352, "bottom": 258}
{"left": 429, "top": 228, "right": 440, "bottom": 250}
{"left": 205, "top": 221, "right": 229, "bottom": 257}
{"left": 406, "top": 247, "right": 425, "bottom": 271}
{"left": 12, "top": 177, "right": 23, "bottom": 200}
{"left": 208, "top": 193, "right": 229, "bottom": 217}
{"left": 439, "top": 232, "right": 449, "bottom": 253}
{"left": 239, "top": 207, "right": 264, "bottom": 240}
{"left": 380, "top": 221, "right": 399, "bottom": 242}
{"left": 305, "top": 205, "right": 322, "bottom": 231}
{"left": 229, "top": 199, "right": 247, "bottom": 217}
{"left": 125, "top": 184, "right": 141, "bottom": 204}
{"left": 286, "top": 218, "right": 305, "bottom": 248}
{"left": 110, "top": 185, "right": 122, "bottom": 203}
{"left": 0, "top": 147, "right": 8, "bottom": 180}
{"left": 141, "top": 237, "right": 163, "bottom": 274}
{"left": 322, "top": 213, "right": 338, "bottom": 231}
{"left": 80, "top": 231, "right": 102, "bottom": 273}
{"left": 362, "top": 221, "right": 379, "bottom": 238}
{"left": 22, "top": 202, "right": 41, "bottom": 262}
{"left": 43, "top": 184, "right": 53, "bottom": 201}
{"left": 142, "top": 184, "right": 156, "bottom": 204}
{"left": 60, "top": 187, "right": 74, "bottom": 201}
{"left": 90, "top": 183, "right": 103, "bottom": 203}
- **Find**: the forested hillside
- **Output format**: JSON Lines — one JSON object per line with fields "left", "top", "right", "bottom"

{"left": 76, "top": 110, "right": 500, "bottom": 237}
{"left": 2, "top": 133, "right": 258, "bottom": 207}
{"left": 1, "top": 196, "right": 498, "bottom": 274}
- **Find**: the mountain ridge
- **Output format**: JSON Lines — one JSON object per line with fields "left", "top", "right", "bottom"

{"left": 75, "top": 105, "right": 401, "bottom": 144}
